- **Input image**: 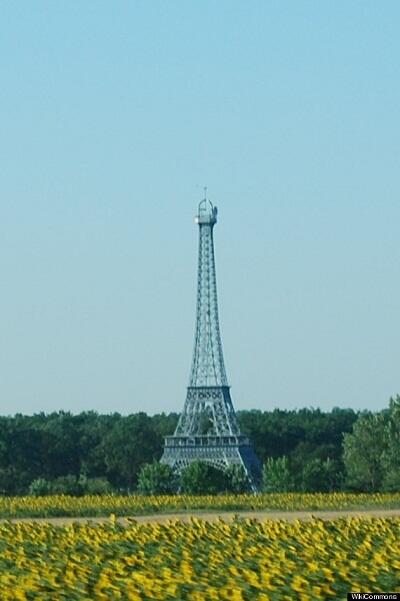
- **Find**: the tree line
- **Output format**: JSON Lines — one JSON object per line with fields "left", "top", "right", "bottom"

{"left": 0, "top": 399, "right": 398, "bottom": 495}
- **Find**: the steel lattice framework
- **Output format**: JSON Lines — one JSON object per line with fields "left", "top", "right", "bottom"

{"left": 161, "top": 198, "right": 261, "bottom": 489}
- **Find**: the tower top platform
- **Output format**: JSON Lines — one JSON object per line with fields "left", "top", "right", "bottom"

{"left": 195, "top": 199, "right": 218, "bottom": 225}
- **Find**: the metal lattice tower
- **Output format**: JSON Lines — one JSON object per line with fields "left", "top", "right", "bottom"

{"left": 161, "top": 197, "right": 261, "bottom": 489}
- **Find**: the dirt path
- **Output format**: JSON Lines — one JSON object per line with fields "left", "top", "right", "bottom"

{"left": 3, "top": 508, "right": 400, "bottom": 525}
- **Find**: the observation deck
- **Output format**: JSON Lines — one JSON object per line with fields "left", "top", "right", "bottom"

{"left": 195, "top": 199, "right": 218, "bottom": 225}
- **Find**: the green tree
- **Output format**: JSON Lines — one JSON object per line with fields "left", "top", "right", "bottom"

{"left": 381, "top": 396, "right": 400, "bottom": 491}
{"left": 300, "top": 457, "right": 342, "bottom": 492}
{"left": 29, "top": 478, "right": 52, "bottom": 496}
{"left": 343, "top": 412, "right": 387, "bottom": 491}
{"left": 262, "top": 456, "right": 294, "bottom": 492}
{"left": 38, "top": 412, "right": 82, "bottom": 479}
{"left": 0, "top": 418, "right": 45, "bottom": 494}
{"left": 225, "top": 464, "right": 251, "bottom": 494}
{"left": 84, "top": 477, "right": 114, "bottom": 495}
{"left": 0, "top": 407, "right": 363, "bottom": 495}
{"left": 102, "top": 413, "right": 160, "bottom": 490}
{"left": 137, "top": 462, "right": 176, "bottom": 495}
{"left": 181, "top": 461, "right": 227, "bottom": 494}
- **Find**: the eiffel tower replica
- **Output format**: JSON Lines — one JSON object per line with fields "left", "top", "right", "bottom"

{"left": 161, "top": 195, "right": 261, "bottom": 490}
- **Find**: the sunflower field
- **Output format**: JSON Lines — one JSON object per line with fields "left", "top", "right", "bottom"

{"left": 0, "top": 516, "right": 399, "bottom": 600}
{"left": 1, "top": 492, "right": 400, "bottom": 519}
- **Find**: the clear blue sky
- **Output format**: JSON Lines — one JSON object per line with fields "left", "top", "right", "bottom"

{"left": 1, "top": 1, "right": 399, "bottom": 415}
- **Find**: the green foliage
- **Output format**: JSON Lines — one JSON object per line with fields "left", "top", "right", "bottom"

{"left": 28, "top": 478, "right": 52, "bottom": 497}
{"left": 300, "top": 457, "right": 342, "bottom": 492}
{"left": 181, "top": 461, "right": 228, "bottom": 495}
{"left": 238, "top": 407, "right": 357, "bottom": 465}
{"left": 0, "top": 467, "right": 19, "bottom": 496}
{"left": 0, "top": 405, "right": 396, "bottom": 495}
{"left": 263, "top": 455, "right": 342, "bottom": 493}
{"left": 343, "top": 412, "right": 387, "bottom": 491}
{"left": 0, "top": 411, "right": 181, "bottom": 495}
{"left": 137, "top": 462, "right": 176, "bottom": 495}
{"left": 101, "top": 413, "right": 164, "bottom": 491}
{"left": 51, "top": 475, "right": 85, "bottom": 496}
{"left": 84, "top": 477, "right": 113, "bottom": 495}
{"left": 380, "top": 396, "right": 400, "bottom": 491}
{"left": 300, "top": 458, "right": 325, "bottom": 492}
{"left": 224, "top": 464, "right": 251, "bottom": 494}
{"left": 262, "top": 456, "right": 293, "bottom": 492}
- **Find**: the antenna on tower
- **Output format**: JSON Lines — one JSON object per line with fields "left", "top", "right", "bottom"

{"left": 203, "top": 186, "right": 208, "bottom": 201}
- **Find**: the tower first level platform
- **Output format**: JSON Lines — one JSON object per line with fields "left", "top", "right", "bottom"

{"left": 162, "top": 433, "right": 261, "bottom": 485}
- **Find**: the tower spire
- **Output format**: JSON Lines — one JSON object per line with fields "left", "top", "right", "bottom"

{"left": 190, "top": 198, "right": 227, "bottom": 388}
